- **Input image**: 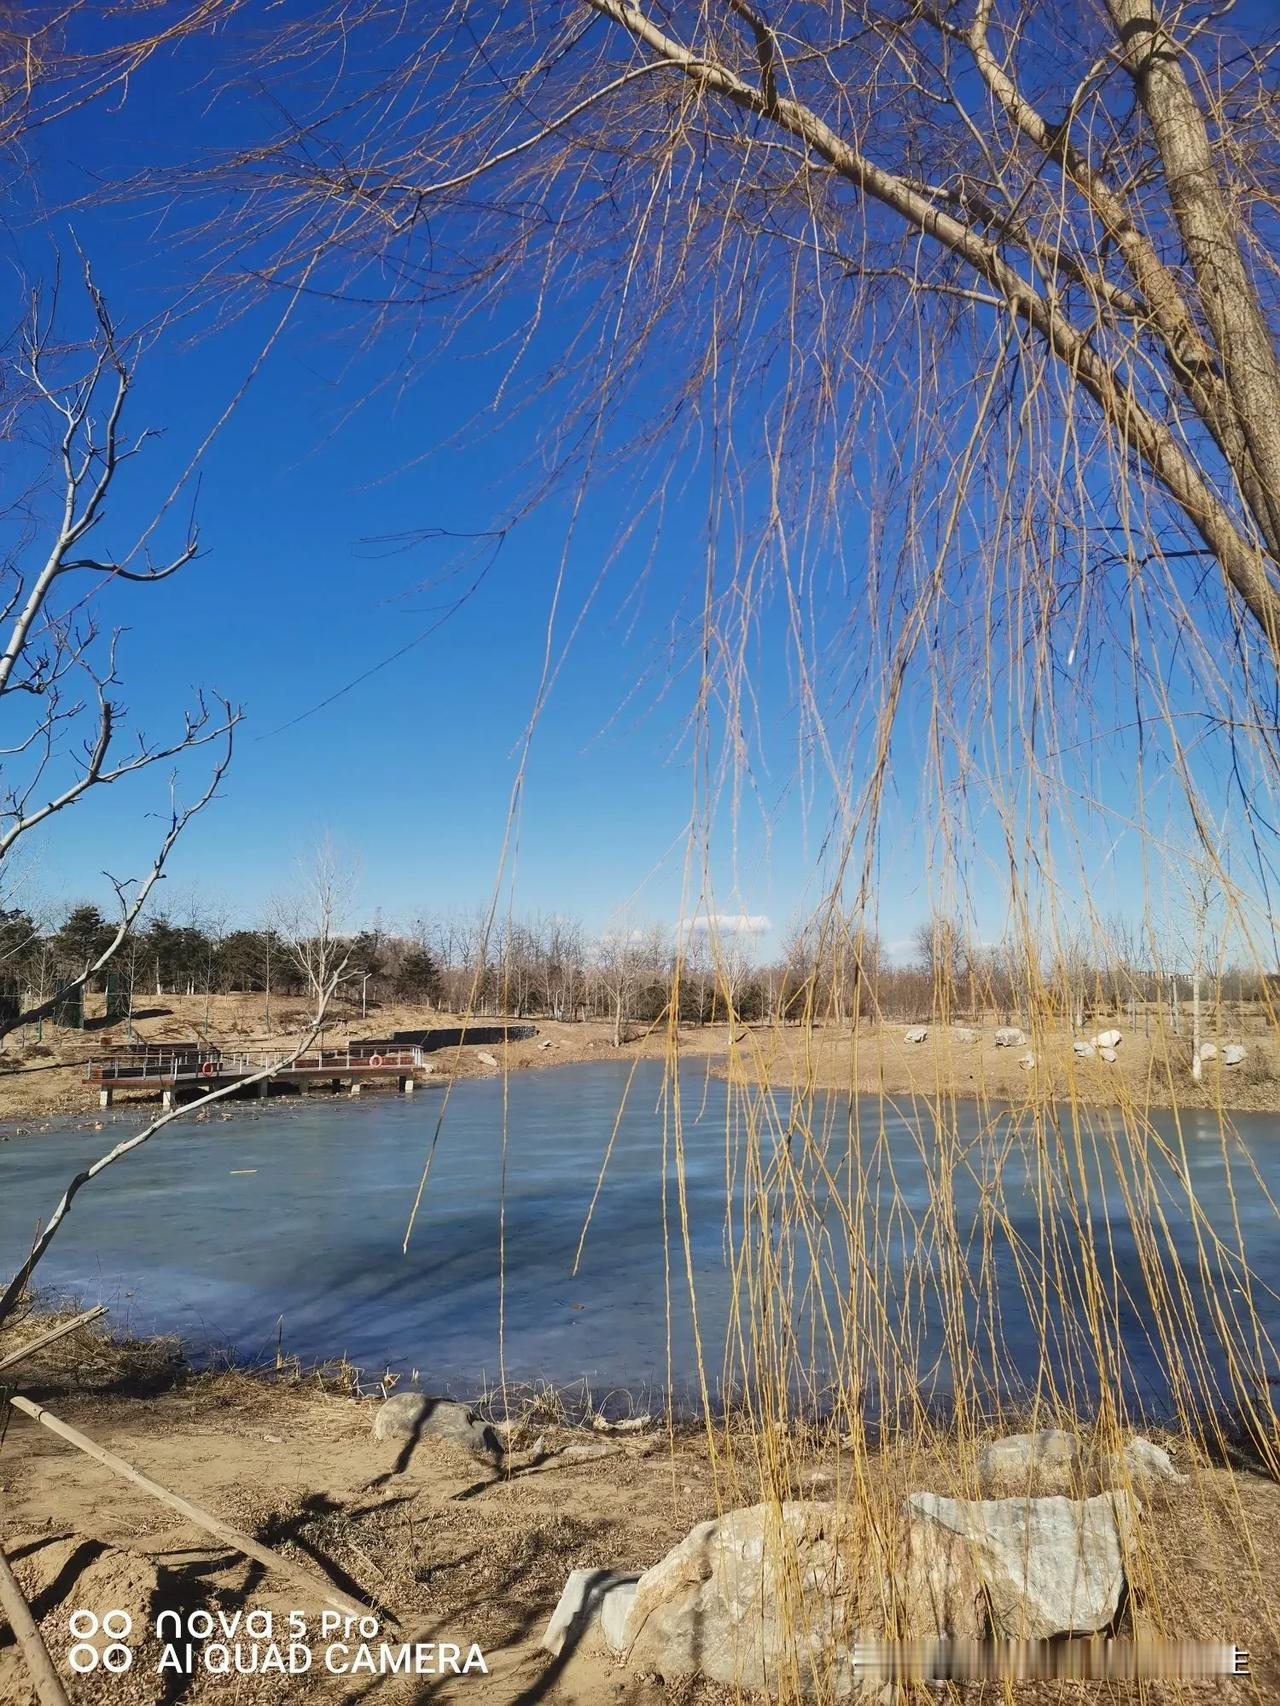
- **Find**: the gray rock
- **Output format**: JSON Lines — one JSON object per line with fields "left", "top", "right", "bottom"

{"left": 1073, "top": 1040, "right": 1096, "bottom": 1058}
{"left": 1105, "top": 1437, "right": 1187, "bottom": 1486}
{"left": 979, "top": 1429, "right": 1084, "bottom": 1482}
{"left": 372, "top": 1393, "right": 501, "bottom": 1460}
{"left": 952, "top": 1028, "right": 979, "bottom": 1044}
{"left": 1089, "top": 1029, "right": 1122, "bottom": 1049}
{"left": 904, "top": 1026, "right": 929, "bottom": 1044}
{"left": 619, "top": 1500, "right": 982, "bottom": 1696}
{"left": 475, "top": 1050, "right": 500, "bottom": 1068}
{"left": 993, "top": 1027, "right": 1025, "bottom": 1047}
{"left": 1223, "top": 1044, "right": 1247, "bottom": 1066}
{"left": 1196, "top": 1042, "right": 1217, "bottom": 1062}
{"left": 542, "top": 1569, "right": 640, "bottom": 1656}
{"left": 906, "top": 1490, "right": 1139, "bottom": 1636}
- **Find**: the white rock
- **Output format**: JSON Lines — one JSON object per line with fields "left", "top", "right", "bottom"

{"left": 1099, "top": 1047, "right": 1118, "bottom": 1063}
{"left": 475, "top": 1050, "right": 500, "bottom": 1068}
{"left": 1196, "top": 1042, "right": 1217, "bottom": 1062}
{"left": 1223, "top": 1044, "right": 1247, "bottom": 1066}
{"left": 952, "top": 1027, "right": 979, "bottom": 1044}
{"left": 906, "top": 1491, "right": 1139, "bottom": 1637}
{"left": 904, "top": 1026, "right": 929, "bottom": 1044}
{"left": 1089, "top": 1029, "right": 1122, "bottom": 1049}
{"left": 619, "top": 1501, "right": 982, "bottom": 1695}
{"left": 979, "top": 1430, "right": 1084, "bottom": 1482}
{"left": 993, "top": 1027, "right": 1025, "bottom": 1047}
{"left": 1105, "top": 1436, "right": 1187, "bottom": 1486}
{"left": 1019, "top": 1053, "right": 1036, "bottom": 1070}
{"left": 542, "top": 1569, "right": 640, "bottom": 1656}
{"left": 1073, "top": 1041, "right": 1096, "bottom": 1058}
{"left": 537, "top": 1038, "right": 557, "bottom": 1049}
{"left": 592, "top": 1411, "right": 652, "bottom": 1433}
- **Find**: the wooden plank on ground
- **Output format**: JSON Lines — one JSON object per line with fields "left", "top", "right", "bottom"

{"left": 0, "top": 1307, "right": 108, "bottom": 1376}
{"left": 0, "top": 1541, "right": 71, "bottom": 1706}
{"left": 8, "top": 1395, "right": 376, "bottom": 1623}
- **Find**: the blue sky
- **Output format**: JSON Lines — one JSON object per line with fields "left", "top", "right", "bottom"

{"left": 2, "top": 173, "right": 817, "bottom": 944}
{"left": 1, "top": 5, "right": 1262, "bottom": 964}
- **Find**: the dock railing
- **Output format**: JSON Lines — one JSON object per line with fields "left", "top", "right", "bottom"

{"left": 85, "top": 1045, "right": 425, "bottom": 1084}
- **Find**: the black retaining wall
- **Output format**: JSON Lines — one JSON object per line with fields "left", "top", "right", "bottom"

{"left": 362, "top": 1023, "right": 539, "bottom": 1052}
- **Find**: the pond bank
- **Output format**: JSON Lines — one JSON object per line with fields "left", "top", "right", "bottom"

{"left": 2, "top": 992, "right": 1279, "bottom": 1123}
{"left": 1, "top": 1308, "right": 1276, "bottom": 1705}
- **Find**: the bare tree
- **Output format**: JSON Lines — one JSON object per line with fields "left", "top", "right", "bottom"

{"left": 273, "top": 838, "right": 358, "bottom": 1037}
{"left": 1179, "top": 841, "right": 1225, "bottom": 1084}
{"left": 0, "top": 265, "right": 237, "bottom": 1044}
{"left": 595, "top": 922, "right": 666, "bottom": 1045}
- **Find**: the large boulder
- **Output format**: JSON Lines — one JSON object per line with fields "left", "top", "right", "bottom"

{"left": 979, "top": 1429, "right": 1084, "bottom": 1485}
{"left": 906, "top": 1491, "right": 1139, "bottom": 1637}
{"left": 372, "top": 1394, "right": 501, "bottom": 1461}
{"left": 617, "top": 1501, "right": 982, "bottom": 1696}
{"left": 904, "top": 1026, "right": 929, "bottom": 1044}
{"left": 993, "top": 1027, "right": 1025, "bottom": 1047}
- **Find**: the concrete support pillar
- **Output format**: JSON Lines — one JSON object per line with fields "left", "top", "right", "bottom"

{"left": 161, "top": 1088, "right": 173, "bottom": 1111}
{"left": 400, "top": 1075, "right": 416, "bottom": 1095}
{"left": 98, "top": 1087, "right": 112, "bottom": 1110}
{"left": 257, "top": 1080, "right": 270, "bottom": 1099}
{"left": 348, "top": 1081, "right": 362, "bottom": 1097}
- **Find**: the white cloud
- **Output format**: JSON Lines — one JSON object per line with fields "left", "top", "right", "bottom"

{"left": 680, "top": 912, "right": 772, "bottom": 937}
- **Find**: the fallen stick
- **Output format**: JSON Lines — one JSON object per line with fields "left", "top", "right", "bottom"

{"left": 0, "top": 1541, "right": 70, "bottom": 1706}
{"left": 8, "top": 1396, "right": 375, "bottom": 1623}
{"left": 0, "top": 1306, "right": 108, "bottom": 1376}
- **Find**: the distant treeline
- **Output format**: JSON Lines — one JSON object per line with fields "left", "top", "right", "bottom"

{"left": 2, "top": 902, "right": 1274, "bottom": 1036}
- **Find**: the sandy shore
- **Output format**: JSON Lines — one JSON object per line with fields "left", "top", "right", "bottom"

{"left": 1, "top": 992, "right": 1277, "bottom": 1126}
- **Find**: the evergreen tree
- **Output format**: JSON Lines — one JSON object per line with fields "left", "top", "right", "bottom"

{"left": 53, "top": 904, "right": 115, "bottom": 974}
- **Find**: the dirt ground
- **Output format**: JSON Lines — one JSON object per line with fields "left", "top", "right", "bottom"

{"left": 723, "top": 1015, "right": 1280, "bottom": 1118}
{"left": 0, "top": 1318, "right": 1277, "bottom": 1706}
{"left": 0, "top": 991, "right": 1275, "bottom": 1125}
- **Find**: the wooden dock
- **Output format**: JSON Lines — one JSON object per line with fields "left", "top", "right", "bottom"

{"left": 85, "top": 1044, "right": 428, "bottom": 1108}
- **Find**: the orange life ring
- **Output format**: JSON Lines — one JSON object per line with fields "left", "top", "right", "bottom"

{"left": 200, "top": 1060, "right": 216, "bottom": 1077}
{"left": 369, "top": 1054, "right": 384, "bottom": 1067}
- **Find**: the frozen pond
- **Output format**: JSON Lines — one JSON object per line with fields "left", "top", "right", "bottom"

{"left": 1, "top": 1061, "right": 1277, "bottom": 1416}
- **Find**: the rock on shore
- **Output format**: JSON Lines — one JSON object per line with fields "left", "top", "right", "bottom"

{"left": 552, "top": 1483, "right": 1143, "bottom": 1694}
{"left": 372, "top": 1393, "right": 502, "bottom": 1461}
